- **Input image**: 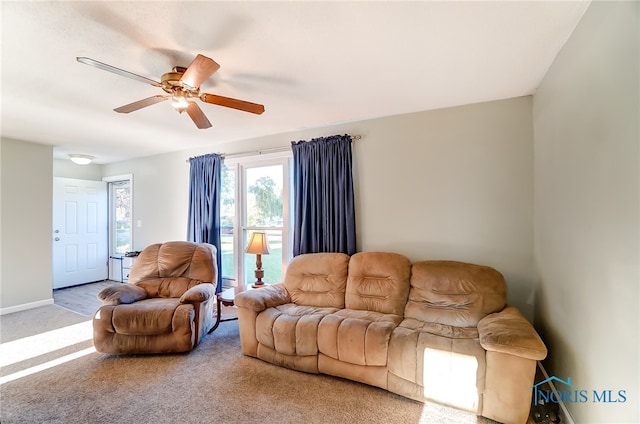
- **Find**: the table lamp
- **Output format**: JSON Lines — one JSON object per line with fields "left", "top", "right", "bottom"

{"left": 245, "top": 232, "right": 271, "bottom": 288}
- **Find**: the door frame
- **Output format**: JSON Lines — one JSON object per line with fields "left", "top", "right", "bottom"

{"left": 222, "top": 152, "right": 292, "bottom": 286}
{"left": 103, "top": 174, "right": 134, "bottom": 281}
{"left": 52, "top": 177, "right": 109, "bottom": 288}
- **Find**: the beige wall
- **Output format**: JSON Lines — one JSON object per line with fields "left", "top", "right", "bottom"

{"left": 103, "top": 152, "right": 192, "bottom": 249}
{"left": 104, "top": 96, "right": 535, "bottom": 318}
{"left": 0, "top": 139, "right": 54, "bottom": 313}
{"left": 533, "top": 2, "right": 639, "bottom": 423}
{"left": 355, "top": 97, "right": 534, "bottom": 318}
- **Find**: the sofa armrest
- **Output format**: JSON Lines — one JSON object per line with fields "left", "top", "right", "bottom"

{"left": 235, "top": 283, "right": 291, "bottom": 312}
{"left": 180, "top": 283, "right": 216, "bottom": 304}
{"left": 478, "top": 305, "right": 547, "bottom": 361}
{"left": 98, "top": 284, "right": 148, "bottom": 305}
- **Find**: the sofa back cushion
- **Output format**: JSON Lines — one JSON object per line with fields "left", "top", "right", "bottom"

{"left": 129, "top": 241, "right": 217, "bottom": 297}
{"left": 405, "top": 260, "right": 506, "bottom": 327}
{"left": 345, "top": 252, "right": 411, "bottom": 315}
{"left": 284, "top": 253, "right": 350, "bottom": 308}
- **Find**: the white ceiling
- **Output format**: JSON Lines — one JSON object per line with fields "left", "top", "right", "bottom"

{"left": 1, "top": 1, "right": 590, "bottom": 164}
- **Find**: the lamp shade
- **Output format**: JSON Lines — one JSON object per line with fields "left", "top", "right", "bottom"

{"left": 245, "top": 232, "right": 271, "bottom": 255}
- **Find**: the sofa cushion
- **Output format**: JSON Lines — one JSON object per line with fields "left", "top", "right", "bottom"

{"left": 405, "top": 261, "right": 506, "bottom": 327}
{"left": 256, "top": 304, "right": 339, "bottom": 356}
{"left": 318, "top": 309, "right": 402, "bottom": 366}
{"left": 388, "top": 324, "right": 486, "bottom": 413}
{"left": 284, "top": 253, "right": 350, "bottom": 308}
{"left": 397, "top": 317, "right": 480, "bottom": 339}
{"left": 128, "top": 241, "right": 217, "bottom": 284}
{"left": 136, "top": 277, "right": 205, "bottom": 298}
{"left": 111, "top": 298, "right": 192, "bottom": 336}
{"left": 345, "top": 252, "right": 411, "bottom": 315}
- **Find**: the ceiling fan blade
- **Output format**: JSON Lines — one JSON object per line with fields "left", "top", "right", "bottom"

{"left": 77, "top": 57, "right": 162, "bottom": 87}
{"left": 200, "top": 93, "right": 265, "bottom": 115}
{"left": 185, "top": 102, "right": 212, "bottom": 129}
{"left": 114, "top": 95, "right": 168, "bottom": 113}
{"left": 180, "top": 54, "right": 220, "bottom": 90}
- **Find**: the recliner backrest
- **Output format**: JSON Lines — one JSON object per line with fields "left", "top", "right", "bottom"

{"left": 345, "top": 252, "right": 411, "bottom": 315}
{"left": 128, "top": 241, "right": 217, "bottom": 298}
{"left": 284, "top": 252, "right": 350, "bottom": 308}
{"left": 405, "top": 260, "right": 506, "bottom": 327}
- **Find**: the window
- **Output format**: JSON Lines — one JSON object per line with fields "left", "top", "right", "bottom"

{"left": 107, "top": 179, "right": 133, "bottom": 254}
{"left": 104, "top": 174, "right": 134, "bottom": 282}
{"left": 220, "top": 154, "right": 291, "bottom": 286}
{"left": 111, "top": 180, "right": 132, "bottom": 254}
{"left": 220, "top": 166, "right": 236, "bottom": 283}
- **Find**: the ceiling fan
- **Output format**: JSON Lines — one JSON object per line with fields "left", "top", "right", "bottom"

{"left": 77, "top": 54, "right": 265, "bottom": 129}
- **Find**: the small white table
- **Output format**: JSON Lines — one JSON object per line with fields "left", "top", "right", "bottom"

{"left": 109, "top": 253, "right": 139, "bottom": 283}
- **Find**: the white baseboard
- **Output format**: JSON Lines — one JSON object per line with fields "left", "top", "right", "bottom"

{"left": 0, "top": 298, "right": 54, "bottom": 315}
{"left": 537, "top": 362, "right": 576, "bottom": 424}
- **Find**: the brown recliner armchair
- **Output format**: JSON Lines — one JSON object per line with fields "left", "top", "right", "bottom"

{"left": 93, "top": 241, "right": 218, "bottom": 354}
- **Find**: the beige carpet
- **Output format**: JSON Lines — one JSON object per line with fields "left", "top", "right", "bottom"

{"left": 1, "top": 305, "right": 502, "bottom": 424}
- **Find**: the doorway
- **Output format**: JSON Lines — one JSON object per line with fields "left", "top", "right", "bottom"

{"left": 220, "top": 155, "right": 291, "bottom": 286}
{"left": 104, "top": 175, "right": 134, "bottom": 282}
{"left": 52, "top": 177, "right": 108, "bottom": 288}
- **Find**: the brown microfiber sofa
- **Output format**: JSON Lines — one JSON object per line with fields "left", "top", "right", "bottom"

{"left": 235, "top": 252, "right": 547, "bottom": 424}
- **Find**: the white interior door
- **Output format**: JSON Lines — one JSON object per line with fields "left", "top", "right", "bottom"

{"left": 52, "top": 177, "right": 108, "bottom": 288}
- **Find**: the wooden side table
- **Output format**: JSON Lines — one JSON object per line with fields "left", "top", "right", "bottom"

{"left": 208, "top": 285, "right": 245, "bottom": 334}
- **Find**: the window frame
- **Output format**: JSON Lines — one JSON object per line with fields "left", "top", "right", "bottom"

{"left": 103, "top": 173, "right": 134, "bottom": 281}
{"left": 221, "top": 151, "right": 293, "bottom": 286}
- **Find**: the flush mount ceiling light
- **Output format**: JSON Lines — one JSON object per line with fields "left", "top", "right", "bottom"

{"left": 68, "top": 154, "right": 95, "bottom": 165}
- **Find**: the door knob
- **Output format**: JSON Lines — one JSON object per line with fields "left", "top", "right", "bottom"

{"left": 54, "top": 230, "right": 60, "bottom": 233}
{"left": 54, "top": 237, "right": 60, "bottom": 241}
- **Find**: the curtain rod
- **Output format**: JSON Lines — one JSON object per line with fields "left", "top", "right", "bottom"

{"left": 186, "top": 134, "right": 362, "bottom": 162}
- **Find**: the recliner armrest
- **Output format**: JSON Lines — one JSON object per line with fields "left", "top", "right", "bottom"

{"left": 98, "top": 284, "right": 148, "bottom": 305}
{"left": 478, "top": 305, "right": 547, "bottom": 361}
{"left": 180, "top": 283, "right": 216, "bottom": 304}
{"left": 235, "top": 283, "right": 291, "bottom": 312}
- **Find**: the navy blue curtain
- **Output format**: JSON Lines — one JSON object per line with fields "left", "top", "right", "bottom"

{"left": 291, "top": 134, "right": 356, "bottom": 256}
{"left": 187, "top": 153, "right": 222, "bottom": 293}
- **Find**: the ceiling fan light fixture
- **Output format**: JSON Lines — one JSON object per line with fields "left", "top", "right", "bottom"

{"left": 69, "top": 154, "right": 95, "bottom": 165}
{"left": 77, "top": 53, "right": 264, "bottom": 128}
{"left": 170, "top": 94, "right": 189, "bottom": 111}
